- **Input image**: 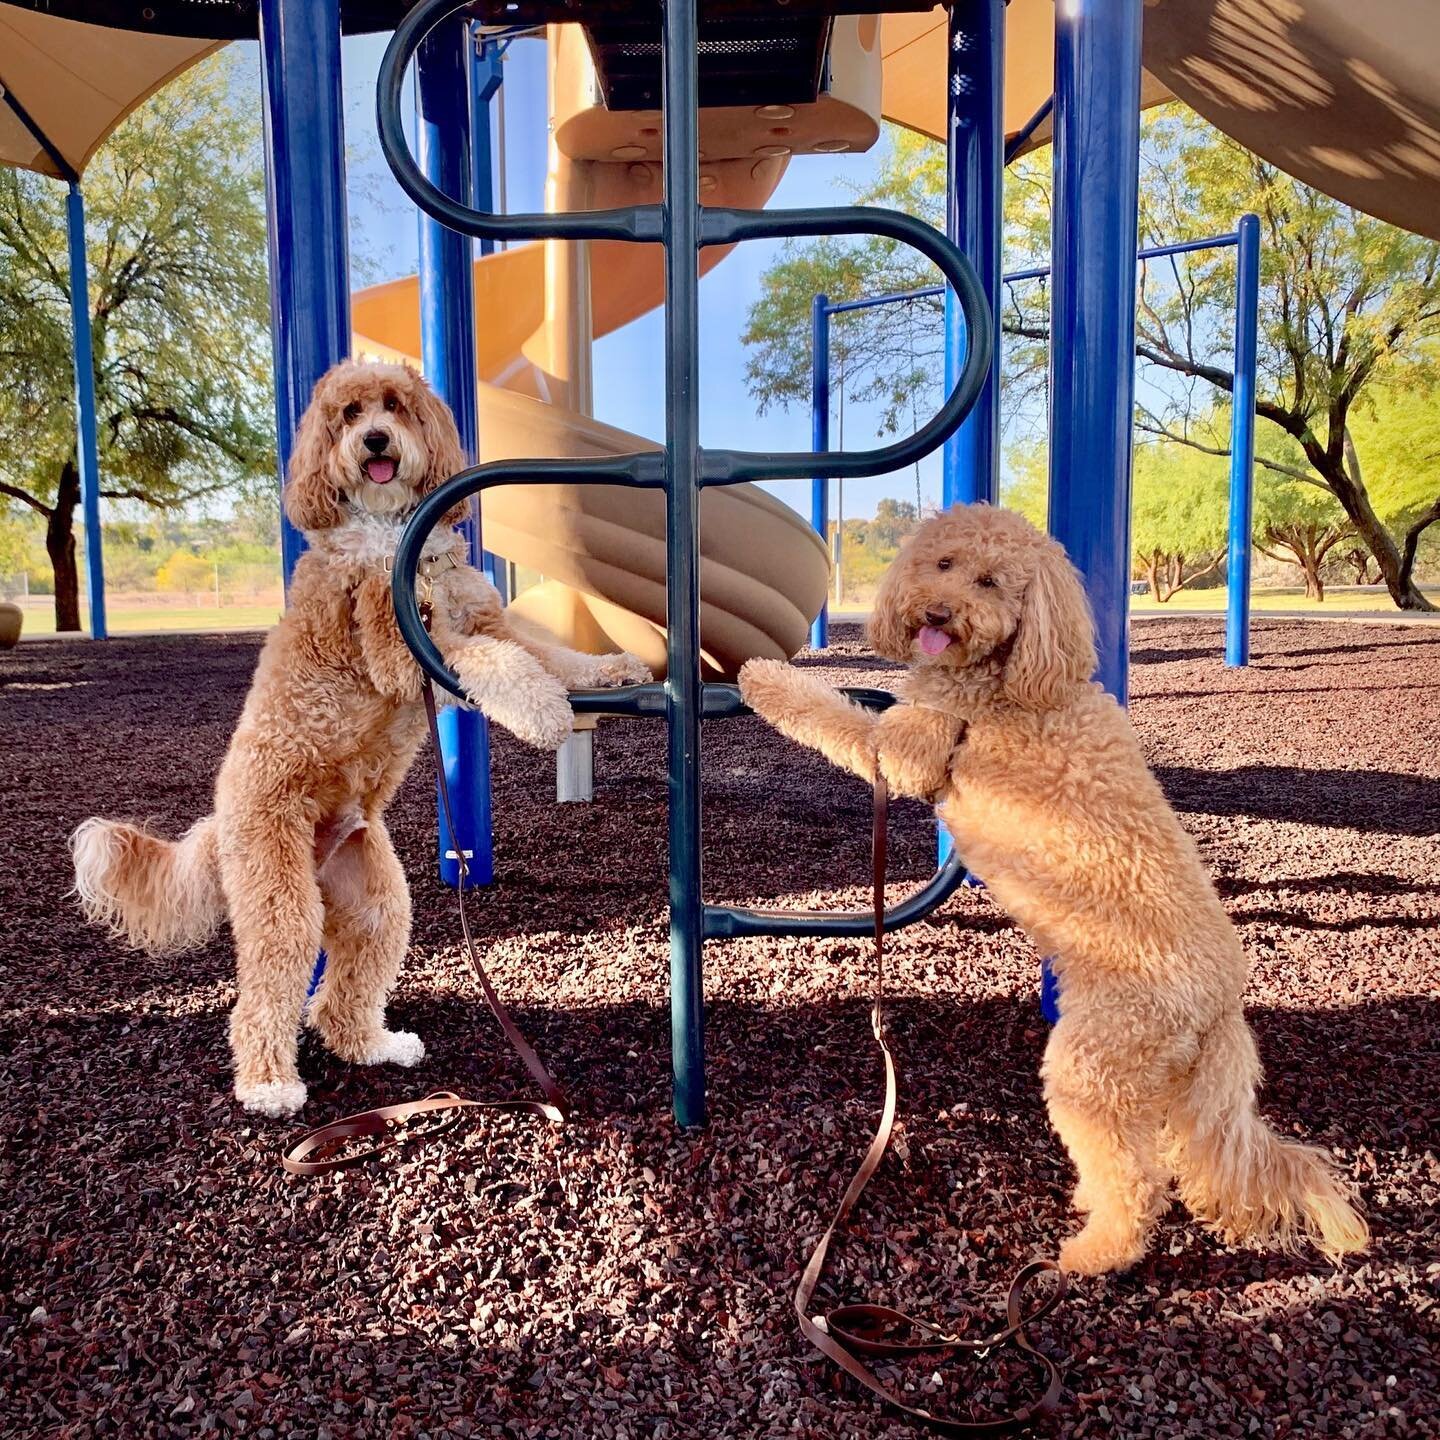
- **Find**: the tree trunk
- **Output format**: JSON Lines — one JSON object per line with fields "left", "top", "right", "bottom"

{"left": 1322, "top": 454, "right": 1436, "bottom": 611}
{"left": 1143, "top": 552, "right": 1162, "bottom": 602}
{"left": 46, "top": 459, "right": 82, "bottom": 633}
{"left": 1399, "top": 496, "right": 1440, "bottom": 598}
{"left": 1300, "top": 546, "right": 1325, "bottom": 602}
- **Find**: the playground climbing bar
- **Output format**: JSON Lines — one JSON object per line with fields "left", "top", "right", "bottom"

{"left": 1049, "top": 0, "right": 1144, "bottom": 705}
{"left": 1226, "top": 212, "right": 1262, "bottom": 667}
{"left": 258, "top": 0, "right": 351, "bottom": 586}
{"left": 810, "top": 292, "right": 830, "bottom": 650}
{"left": 417, "top": 15, "right": 495, "bottom": 890}
{"left": 944, "top": 0, "right": 1003, "bottom": 511}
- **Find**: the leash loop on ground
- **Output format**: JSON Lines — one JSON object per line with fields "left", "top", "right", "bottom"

{"left": 282, "top": 679, "right": 568, "bottom": 1176}
{"left": 794, "top": 771, "right": 1068, "bottom": 1434}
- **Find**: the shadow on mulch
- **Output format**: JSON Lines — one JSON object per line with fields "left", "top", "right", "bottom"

{"left": 2, "top": 617, "right": 1437, "bottom": 1439}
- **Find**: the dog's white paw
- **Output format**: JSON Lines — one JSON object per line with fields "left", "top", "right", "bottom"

{"left": 235, "top": 1078, "right": 308, "bottom": 1118}
{"left": 362, "top": 1029, "right": 426, "bottom": 1068}
{"left": 592, "top": 651, "right": 651, "bottom": 687}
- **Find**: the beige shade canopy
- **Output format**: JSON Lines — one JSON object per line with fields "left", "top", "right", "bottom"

{"left": 0, "top": 4, "right": 218, "bottom": 179}
{"left": 6, "top": 0, "right": 1440, "bottom": 238}
{"left": 880, "top": 0, "right": 1440, "bottom": 242}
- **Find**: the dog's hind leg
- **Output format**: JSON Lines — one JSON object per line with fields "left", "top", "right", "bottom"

{"left": 221, "top": 806, "right": 324, "bottom": 1118}
{"left": 1043, "top": 1021, "right": 1169, "bottom": 1275}
{"left": 310, "top": 820, "right": 425, "bottom": 1069}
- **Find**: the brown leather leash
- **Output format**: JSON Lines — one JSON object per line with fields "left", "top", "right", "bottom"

{"left": 281, "top": 680, "right": 567, "bottom": 1176}
{"left": 793, "top": 772, "right": 1068, "bottom": 1433}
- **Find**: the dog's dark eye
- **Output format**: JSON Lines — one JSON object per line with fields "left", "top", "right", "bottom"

{"left": 342, "top": 402, "right": 362, "bottom": 423}
{"left": 383, "top": 394, "right": 399, "bottom": 413}
{"left": 936, "top": 557, "right": 953, "bottom": 572}
{"left": 977, "top": 573, "right": 998, "bottom": 589}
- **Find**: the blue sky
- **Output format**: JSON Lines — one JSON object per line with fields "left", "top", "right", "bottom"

{"left": 333, "top": 32, "right": 949, "bottom": 524}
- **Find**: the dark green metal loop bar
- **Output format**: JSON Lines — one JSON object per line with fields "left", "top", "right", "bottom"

{"left": 698, "top": 206, "right": 993, "bottom": 483}
{"left": 392, "top": 453, "right": 664, "bottom": 698}
{"left": 381, "top": 0, "right": 988, "bottom": 1122}
{"left": 378, "top": 0, "right": 663, "bottom": 244}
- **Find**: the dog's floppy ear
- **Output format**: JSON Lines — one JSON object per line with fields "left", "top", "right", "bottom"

{"left": 283, "top": 384, "right": 343, "bottom": 533}
{"left": 866, "top": 541, "right": 915, "bottom": 661}
{"left": 1003, "top": 539, "right": 1097, "bottom": 708}
{"left": 408, "top": 371, "right": 471, "bottom": 521}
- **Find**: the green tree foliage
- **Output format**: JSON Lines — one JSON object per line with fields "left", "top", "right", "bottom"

{"left": 0, "top": 56, "right": 274, "bottom": 630}
{"left": 1130, "top": 444, "right": 1229, "bottom": 600}
{"left": 743, "top": 109, "right": 1440, "bottom": 609}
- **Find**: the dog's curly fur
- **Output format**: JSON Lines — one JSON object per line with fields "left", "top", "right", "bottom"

{"left": 740, "top": 503, "right": 1367, "bottom": 1274}
{"left": 72, "top": 361, "right": 649, "bottom": 1118}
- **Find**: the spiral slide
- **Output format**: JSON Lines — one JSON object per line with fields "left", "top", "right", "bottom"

{"left": 350, "top": 155, "right": 829, "bottom": 681}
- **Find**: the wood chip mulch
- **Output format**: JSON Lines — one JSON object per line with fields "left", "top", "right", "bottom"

{"left": 1, "top": 618, "right": 1436, "bottom": 1439}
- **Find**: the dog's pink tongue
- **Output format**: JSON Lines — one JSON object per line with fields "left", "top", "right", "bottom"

{"left": 364, "top": 457, "right": 396, "bottom": 484}
{"left": 917, "top": 625, "right": 953, "bottom": 656}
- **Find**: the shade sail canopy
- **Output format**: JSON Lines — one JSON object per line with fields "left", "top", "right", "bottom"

{"left": 879, "top": 0, "right": 1440, "bottom": 242}
{"left": 0, "top": 5, "right": 219, "bottom": 179}
{"left": 5, "top": 0, "right": 1440, "bottom": 236}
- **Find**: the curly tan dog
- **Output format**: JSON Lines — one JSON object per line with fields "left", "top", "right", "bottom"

{"left": 72, "top": 360, "right": 648, "bottom": 1118}
{"left": 740, "top": 503, "right": 1366, "bottom": 1275}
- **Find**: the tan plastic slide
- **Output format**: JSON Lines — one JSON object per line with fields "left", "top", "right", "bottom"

{"left": 351, "top": 154, "right": 828, "bottom": 680}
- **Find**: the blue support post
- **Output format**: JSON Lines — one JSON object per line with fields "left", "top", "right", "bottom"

{"left": 940, "top": 0, "right": 1004, "bottom": 867}
{"left": 258, "top": 0, "right": 351, "bottom": 587}
{"left": 1045, "top": 0, "right": 1143, "bottom": 1023}
{"left": 469, "top": 29, "right": 507, "bottom": 598}
{"left": 418, "top": 16, "right": 494, "bottom": 890}
{"left": 942, "top": 0, "right": 1004, "bottom": 511}
{"left": 66, "top": 182, "right": 106, "bottom": 640}
{"left": 810, "top": 293, "right": 830, "bottom": 649}
{"left": 663, "top": 0, "right": 706, "bottom": 1127}
{"left": 1048, "top": 0, "right": 1142, "bottom": 705}
{"left": 1225, "top": 213, "right": 1261, "bottom": 668}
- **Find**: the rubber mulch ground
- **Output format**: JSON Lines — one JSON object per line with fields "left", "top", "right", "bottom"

{"left": 1, "top": 618, "right": 1436, "bottom": 1440}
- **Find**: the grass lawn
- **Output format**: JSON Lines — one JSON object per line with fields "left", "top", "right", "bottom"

{"left": 20, "top": 603, "right": 281, "bottom": 637}
{"left": 1130, "top": 587, "right": 1440, "bottom": 614}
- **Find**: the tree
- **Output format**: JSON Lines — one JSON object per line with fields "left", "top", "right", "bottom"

{"left": 742, "top": 110, "right": 1440, "bottom": 609}
{"left": 0, "top": 56, "right": 274, "bottom": 630}
{"left": 1127, "top": 110, "right": 1440, "bottom": 610}
{"left": 1129, "top": 443, "right": 1229, "bottom": 600}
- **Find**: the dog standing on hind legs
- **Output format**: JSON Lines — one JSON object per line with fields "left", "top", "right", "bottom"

{"left": 71, "top": 360, "right": 649, "bottom": 1118}
{"left": 739, "top": 502, "right": 1367, "bottom": 1274}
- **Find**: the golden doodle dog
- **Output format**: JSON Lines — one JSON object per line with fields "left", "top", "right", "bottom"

{"left": 739, "top": 503, "right": 1366, "bottom": 1275}
{"left": 72, "top": 360, "right": 648, "bottom": 1118}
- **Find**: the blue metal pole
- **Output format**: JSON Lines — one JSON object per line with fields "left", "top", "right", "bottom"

{"left": 942, "top": 0, "right": 1003, "bottom": 511}
{"left": 258, "top": 0, "right": 351, "bottom": 587}
{"left": 1048, "top": 0, "right": 1142, "bottom": 706}
{"left": 1225, "top": 213, "right": 1261, "bottom": 668}
{"left": 1044, "top": 0, "right": 1143, "bottom": 1024}
{"left": 810, "top": 293, "right": 830, "bottom": 649}
{"left": 66, "top": 182, "right": 106, "bottom": 640}
{"left": 663, "top": 0, "right": 706, "bottom": 1127}
{"left": 419, "top": 16, "right": 494, "bottom": 891}
{"left": 469, "top": 28, "right": 507, "bottom": 597}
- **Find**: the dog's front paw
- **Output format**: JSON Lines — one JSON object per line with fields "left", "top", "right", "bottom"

{"left": 507, "top": 686, "right": 575, "bottom": 751}
{"left": 361, "top": 1029, "right": 426, "bottom": 1068}
{"left": 235, "top": 1078, "right": 309, "bottom": 1119}
{"left": 593, "top": 651, "right": 651, "bottom": 687}
{"left": 738, "top": 657, "right": 792, "bottom": 719}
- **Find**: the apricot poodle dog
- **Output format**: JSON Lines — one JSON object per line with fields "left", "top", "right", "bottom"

{"left": 740, "top": 503, "right": 1366, "bottom": 1275}
{"left": 72, "top": 360, "right": 648, "bottom": 1118}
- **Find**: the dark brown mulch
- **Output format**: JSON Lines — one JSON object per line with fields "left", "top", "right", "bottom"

{"left": 1, "top": 618, "right": 1436, "bottom": 1440}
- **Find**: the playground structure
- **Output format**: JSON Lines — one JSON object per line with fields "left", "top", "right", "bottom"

{"left": 4, "top": 0, "right": 1440, "bottom": 1124}
{"left": 807, "top": 217, "right": 1264, "bottom": 666}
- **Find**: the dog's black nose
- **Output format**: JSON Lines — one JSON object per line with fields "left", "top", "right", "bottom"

{"left": 924, "top": 604, "right": 952, "bottom": 626}
{"left": 363, "top": 429, "right": 390, "bottom": 454}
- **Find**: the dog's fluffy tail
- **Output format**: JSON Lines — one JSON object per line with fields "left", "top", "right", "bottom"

{"left": 71, "top": 815, "right": 224, "bottom": 955}
{"left": 1165, "top": 1012, "right": 1368, "bottom": 1261}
